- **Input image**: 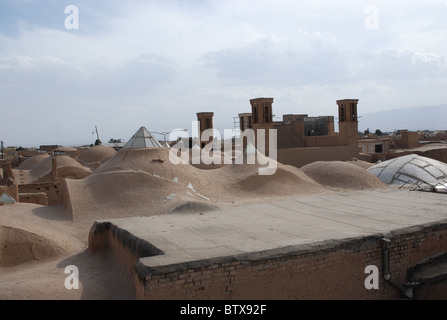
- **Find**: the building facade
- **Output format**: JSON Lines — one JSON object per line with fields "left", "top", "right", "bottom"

{"left": 238, "top": 98, "right": 360, "bottom": 167}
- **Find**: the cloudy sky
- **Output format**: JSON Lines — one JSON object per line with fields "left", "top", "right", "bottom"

{"left": 1, "top": 0, "right": 446, "bottom": 147}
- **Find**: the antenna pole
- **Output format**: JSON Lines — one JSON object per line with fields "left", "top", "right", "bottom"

{"left": 95, "top": 126, "right": 100, "bottom": 140}
{"left": 94, "top": 126, "right": 101, "bottom": 146}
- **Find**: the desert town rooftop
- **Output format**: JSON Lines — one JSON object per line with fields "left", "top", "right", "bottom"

{"left": 1, "top": 98, "right": 447, "bottom": 300}
{"left": 94, "top": 189, "right": 447, "bottom": 268}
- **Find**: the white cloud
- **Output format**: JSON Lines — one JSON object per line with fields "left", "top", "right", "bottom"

{"left": 0, "top": 0, "right": 446, "bottom": 146}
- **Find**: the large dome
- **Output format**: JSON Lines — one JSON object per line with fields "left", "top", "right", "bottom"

{"left": 301, "top": 161, "right": 387, "bottom": 191}
{"left": 28, "top": 155, "right": 91, "bottom": 183}
{"left": 76, "top": 145, "right": 116, "bottom": 169}
{"left": 368, "top": 154, "right": 447, "bottom": 189}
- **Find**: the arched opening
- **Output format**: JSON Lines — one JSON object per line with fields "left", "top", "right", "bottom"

{"left": 264, "top": 105, "right": 270, "bottom": 122}
{"left": 253, "top": 107, "right": 258, "bottom": 123}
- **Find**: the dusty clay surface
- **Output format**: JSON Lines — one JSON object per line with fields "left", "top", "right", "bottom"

{"left": 0, "top": 203, "right": 136, "bottom": 299}
{"left": 0, "top": 148, "right": 387, "bottom": 300}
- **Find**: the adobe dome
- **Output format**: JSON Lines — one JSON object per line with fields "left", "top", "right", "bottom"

{"left": 28, "top": 155, "right": 91, "bottom": 183}
{"left": 301, "top": 161, "right": 388, "bottom": 191}
{"left": 76, "top": 145, "right": 117, "bottom": 169}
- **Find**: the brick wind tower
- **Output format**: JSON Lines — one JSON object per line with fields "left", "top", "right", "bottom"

{"left": 249, "top": 98, "right": 274, "bottom": 156}
{"left": 197, "top": 112, "right": 214, "bottom": 148}
{"left": 336, "top": 99, "right": 359, "bottom": 145}
{"left": 250, "top": 98, "right": 274, "bottom": 128}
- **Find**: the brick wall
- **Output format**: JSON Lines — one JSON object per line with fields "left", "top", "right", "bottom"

{"left": 134, "top": 238, "right": 386, "bottom": 300}
{"left": 18, "top": 192, "right": 48, "bottom": 206}
{"left": 89, "top": 220, "right": 447, "bottom": 300}
{"left": 277, "top": 144, "right": 359, "bottom": 168}
{"left": 18, "top": 182, "right": 62, "bottom": 206}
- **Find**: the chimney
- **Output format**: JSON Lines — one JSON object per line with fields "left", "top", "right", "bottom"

{"left": 52, "top": 157, "right": 59, "bottom": 182}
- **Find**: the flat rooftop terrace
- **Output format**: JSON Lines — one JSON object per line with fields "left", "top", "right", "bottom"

{"left": 91, "top": 189, "right": 447, "bottom": 271}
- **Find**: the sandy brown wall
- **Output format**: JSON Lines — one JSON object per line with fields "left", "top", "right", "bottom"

{"left": 18, "top": 182, "right": 62, "bottom": 206}
{"left": 87, "top": 218, "right": 447, "bottom": 300}
{"left": 402, "top": 132, "right": 420, "bottom": 148}
{"left": 131, "top": 222, "right": 447, "bottom": 300}
{"left": 303, "top": 134, "right": 341, "bottom": 148}
{"left": 418, "top": 148, "right": 447, "bottom": 164}
{"left": 277, "top": 144, "right": 359, "bottom": 168}
{"left": 61, "top": 179, "right": 74, "bottom": 220}
{"left": 18, "top": 192, "right": 48, "bottom": 206}
{"left": 276, "top": 122, "right": 304, "bottom": 149}
{"left": 88, "top": 221, "right": 165, "bottom": 295}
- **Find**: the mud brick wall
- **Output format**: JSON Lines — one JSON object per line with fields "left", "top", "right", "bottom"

{"left": 18, "top": 182, "right": 62, "bottom": 206}
{"left": 18, "top": 192, "right": 48, "bottom": 206}
{"left": 134, "top": 239, "right": 388, "bottom": 300}
{"left": 89, "top": 220, "right": 447, "bottom": 300}
{"left": 277, "top": 144, "right": 359, "bottom": 168}
{"left": 89, "top": 221, "right": 165, "bottom": 288}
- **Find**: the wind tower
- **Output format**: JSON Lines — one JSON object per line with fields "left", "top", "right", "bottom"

{"left": 197, "top": 112, "right": 214, "bottom": 148}
{"left": 336, "top": 99, "right": 359, "bottom": 145}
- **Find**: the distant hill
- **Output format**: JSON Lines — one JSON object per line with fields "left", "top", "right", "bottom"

{"left": 358, "top": 104, "right": 447, "bottom": 133}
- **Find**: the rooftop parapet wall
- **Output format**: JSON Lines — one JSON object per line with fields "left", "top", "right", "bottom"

{"left": 88, "top": 219, "right": 447, "bottom": 300}
{"left": 86, "top": 189, "right": 447, "bottom": 300}
{"left": 277, "top": 143, "right": 359, "bottom": 168}
{"left": 304, "top": 134, "right": 341, "bottom": 148}
{"left": 140, "top": 221, "right": 447, "bottom": 299}
{"left": 18, "top": 182, "right": 62, "bottom": 206}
